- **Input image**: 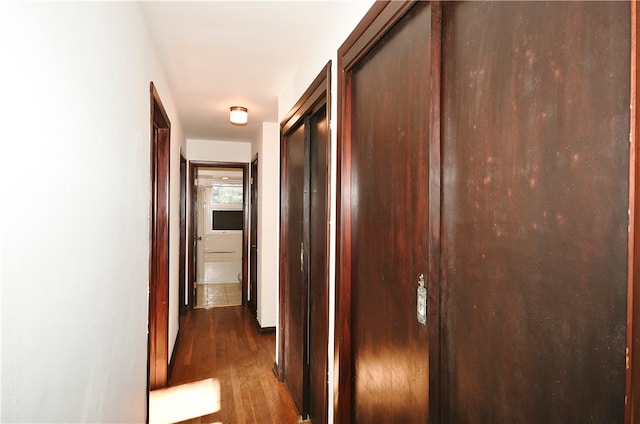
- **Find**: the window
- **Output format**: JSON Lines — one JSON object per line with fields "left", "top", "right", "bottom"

{"left": 211, "top": 184, "right": 243, "bottom": 206}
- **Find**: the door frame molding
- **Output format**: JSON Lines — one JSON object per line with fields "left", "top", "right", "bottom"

{"left": 335, "top": 2, "right": 442, "bottom": 422}
{"left": 250, "top": 154, "right": 259, "bottom": 320}
{"left": 148, "top": 81, "right": 171, "bottom": 390}
{"left": 189, "top": 161, "right": 250, "bottom": 308}
{"left": 179, "top": 152, "right": 187, "bottom": 315}
{"left": 188, "top": 161, "right": 196, "bottom": 310}
{"left": 627, "top": 2, "right": 639, "bottom": 422}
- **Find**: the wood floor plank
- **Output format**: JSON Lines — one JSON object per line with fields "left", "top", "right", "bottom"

{"left": 167, "top": 306, "right": 300, "bottom": 424}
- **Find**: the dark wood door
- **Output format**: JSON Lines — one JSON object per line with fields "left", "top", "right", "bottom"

{"left": 308, "top": 104, "right": 329, "bottom": 424}
{"left": 281, "top": 122, "right": 307, "bottom": 414}
{"left": 250, "top": 156, "right": 258, "bottom": 319}
{"left": 440, "top": 2, "right": 629, "bottom": 422}
{"left": 337, "top": 2, "right": 433, "bottom": 422}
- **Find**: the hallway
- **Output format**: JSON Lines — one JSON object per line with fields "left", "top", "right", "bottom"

{"left": 165, "top": 306, "right": 299, "bottom": 423}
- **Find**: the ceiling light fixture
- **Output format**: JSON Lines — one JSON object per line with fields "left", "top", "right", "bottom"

{"left": 229, "top": 106, "right": 248, "bottom": 125}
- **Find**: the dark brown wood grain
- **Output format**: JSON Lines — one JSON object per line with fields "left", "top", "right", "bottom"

{"left": 188, "top": 161, "right": 196, "bottom": 310}
{"left": 167, "top": 307, "right": 300, "bottom": 424}
{"left": 280, "top": 63, "right": 332, "bottom": 422}
{"left": 337, "top": 2, "right": 433, "bottom": 422}
{"left": 627, "top": 3, "right": 640, "bottom": 423}
{"left": 427, "top": 3, "right": 442, "bottom": 422}
{"left": 281, "top": 122, "right": 307, "bottom": 415}
{"left": 250, "top": 155, "right": 259, "bottom": 320}
{"left": 149, "top": 81, "right": 171, "bottom": 390}
{"left": 309, "top": 103, "right": 329, "bottom": 424}
{"left": 179, "top": 154, "right": 187, "bottom": 315}
{"left": 440, "top": 2, "right": 629, "bottom": 422}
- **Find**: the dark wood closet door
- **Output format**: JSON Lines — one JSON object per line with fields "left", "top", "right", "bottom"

{"left": 281, "top": 122, "right": 307, "bottom": 414}
{"left": 342, "top": 3, "right": 433, "bottom": 422}
{"left": 308, "top": 104, "right": 329, "bottom": 424}
{"left": 440, "top": 2, "right": 629, "bottom": 422}
{"left": 281, "top": 64, "right": 332, "bottom": 422}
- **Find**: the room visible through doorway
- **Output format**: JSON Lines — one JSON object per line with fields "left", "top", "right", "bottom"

{"left": 195, "top": 166, "right": 244, "bottom": 309}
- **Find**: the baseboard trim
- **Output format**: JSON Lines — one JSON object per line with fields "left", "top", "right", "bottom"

{"left": 258, "top": 325, "right": 276, "bottom": 334}
{"left": 168, "top": 329, "right": 180, "bottom": 381}
{"left": 273, "top": 361, "right": 284, "bottom": 381}
{"left": 255, "top": 317, "right": 276, "bottom": 335}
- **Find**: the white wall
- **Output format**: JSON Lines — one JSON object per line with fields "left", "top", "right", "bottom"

{"left": 0, "top": 2, "right": 185, "bottom": 422}
{"left": 252, "top": 123, "right": 281, "bottom": 329}
{"left": 278, "top": 1, "right": 376, "bottom": 121}
{"left": 186, "top": 138, "right": 252, "bottom": 163}
{"left": 276, "top": 1, "right": 375, "bottom": 422}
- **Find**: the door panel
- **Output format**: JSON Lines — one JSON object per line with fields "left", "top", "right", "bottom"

{"left": 282, "top": 122, "right": 307, "bottom": 414}
{"left": 440, "top": 2, "right": 629, "bottom": 422}
{"left": 348, "top": 3, "right": 432, "bottom": 422}
{"left": 308, "top": 104, "right": 329, "bottom": 424}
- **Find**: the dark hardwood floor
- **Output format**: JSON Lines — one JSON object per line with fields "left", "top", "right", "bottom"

{"left": 168, "top": 306, "right": 300, "bottom": 423}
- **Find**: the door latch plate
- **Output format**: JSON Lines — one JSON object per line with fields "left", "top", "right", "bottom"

{"left": 417, "top": 274, "right": 427, "bottom": 325}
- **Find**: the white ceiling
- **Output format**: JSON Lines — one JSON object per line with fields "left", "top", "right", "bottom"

{"left": 140, "top": 1, "right": 352, "bottom": 143}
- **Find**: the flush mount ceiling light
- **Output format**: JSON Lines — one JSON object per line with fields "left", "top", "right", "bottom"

{"left": 229, "top": 106, "right": 248, "bottom": 125}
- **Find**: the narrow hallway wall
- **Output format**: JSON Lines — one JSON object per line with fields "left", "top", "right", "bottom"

{"left": 0, "top": 2, "right": 185, "bottom": 421}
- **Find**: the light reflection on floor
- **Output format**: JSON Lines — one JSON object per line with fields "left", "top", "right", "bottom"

{"left": 149, "top": 378, "right": 221, "bottom": 424}
{"left": 195, "top": 283, "right": 242, "bottom": 308}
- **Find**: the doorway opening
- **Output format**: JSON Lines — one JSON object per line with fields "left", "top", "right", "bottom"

{"left": 189, "top": 162, "right": 249, "bottom": 310}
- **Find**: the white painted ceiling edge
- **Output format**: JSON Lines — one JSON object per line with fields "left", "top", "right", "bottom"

{"left": 140, "top": 1, "right": 371, "bottom": 144}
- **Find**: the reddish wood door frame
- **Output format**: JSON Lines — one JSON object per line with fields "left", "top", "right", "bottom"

{"left": 149, "top": 82, "right": 171, "bottom": 390}
{"left": 179, "top": 153, "right": 187, "bottom": 315}
{"left": 250, "top": 155, "right": 259, "bottom": 319}
{"left": 627, "top": 3, "right": 640, "bottom": 423}
{"left": 189, "top": 161, "right": 250, "bottom": 307}
{"left": 188, "top": 161, "right": 196, "bottom": 310}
